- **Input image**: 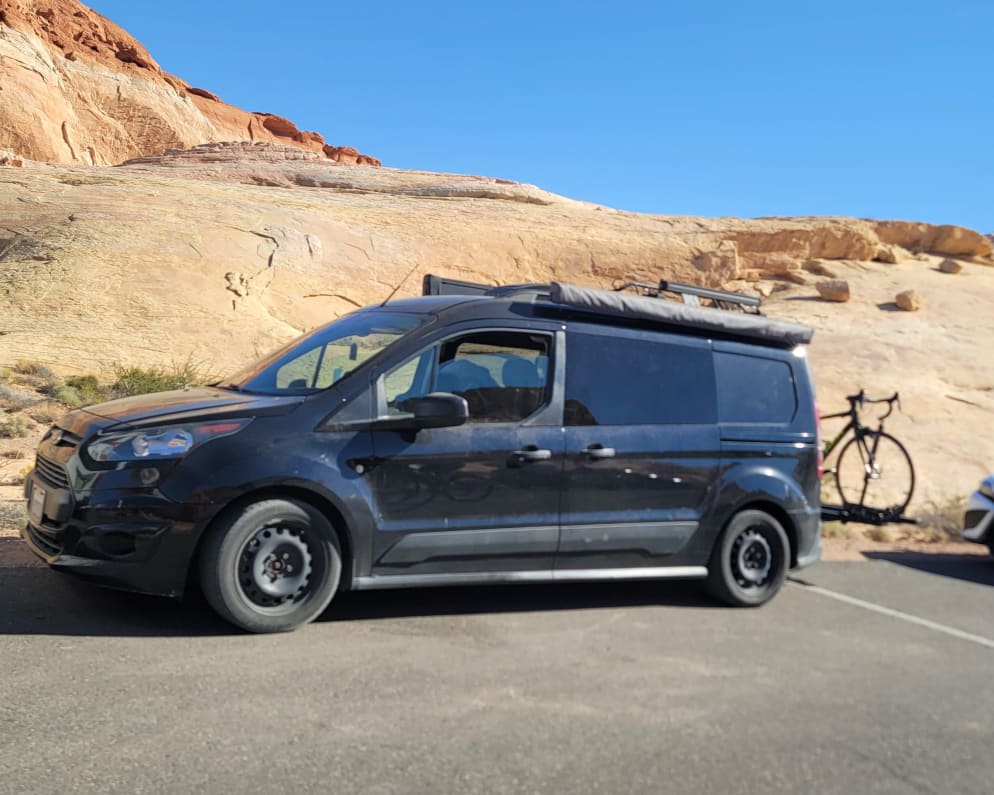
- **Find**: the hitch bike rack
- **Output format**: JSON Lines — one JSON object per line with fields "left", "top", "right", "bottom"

{"left": 821, "top": 503, "right": 919, "bottom": 526}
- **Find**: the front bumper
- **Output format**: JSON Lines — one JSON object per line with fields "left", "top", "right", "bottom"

{"left": 962, "top": 491, "right": 994, "bottom": 545}
{"left": 21, "top": 470, "right": 213, "bottom": 598}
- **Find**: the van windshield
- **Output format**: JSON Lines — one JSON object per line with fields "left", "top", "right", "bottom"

{"left": 217, "top": 310, "right": 427, "bottom": 395}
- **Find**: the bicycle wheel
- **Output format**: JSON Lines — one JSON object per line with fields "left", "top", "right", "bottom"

{"left": 835, "top": 431, "right": 915, "bottom": 514}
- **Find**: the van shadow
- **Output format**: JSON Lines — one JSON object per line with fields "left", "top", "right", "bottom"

{"left": 324, "top": 579, "right": 716, "bottom": 623}
{"left": 0, "top": 565, "right": 717, "bottom": 638}
{"left": 861, "top": 550, "right": 994, "bottom": 587}
{"left": 0, "top": 566, "right": 232, "bottom": 638}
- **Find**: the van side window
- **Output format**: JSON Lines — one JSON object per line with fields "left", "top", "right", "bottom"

{"left": 565, "top": 332, "right": 716, "bottom": 426}
{"left": 715, "top": 352, "right": 797, "bottom": 423}
{"left": 382, "top": 331, "right": 552, "bottom": 423}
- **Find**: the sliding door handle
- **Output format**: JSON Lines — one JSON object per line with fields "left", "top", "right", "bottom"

{"left": 584, "top": 444, "right": 616, "bottom": 460}
{"left": 510, "top": 446, "right": 553, "bottom": 466}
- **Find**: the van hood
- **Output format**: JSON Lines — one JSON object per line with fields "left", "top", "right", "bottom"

{"left": 58, "top": 387, "right": 304, "bottom": 438}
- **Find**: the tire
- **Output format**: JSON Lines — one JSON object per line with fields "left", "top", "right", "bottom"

{"left": 199, "top": 498, "right": 342, "bottom": 633}
{"left": 707, "top": 509, "right": 790, "bottom": 607}
{"left": 835, "top": 431, "right": 915, "bottom": 514}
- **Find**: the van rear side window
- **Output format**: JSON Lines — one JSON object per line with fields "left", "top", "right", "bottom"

{"left": 565, "top": 332, "right": 716, "bottom": 425}
{"left": 715, "top": 352, "right": 797, "bottom": 423}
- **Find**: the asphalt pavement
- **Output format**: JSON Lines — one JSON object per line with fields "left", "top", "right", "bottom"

{"left": 1, "top": 541, "right": 993, "bottom": 795}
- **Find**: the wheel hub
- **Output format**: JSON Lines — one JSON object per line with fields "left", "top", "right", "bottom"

{"left": 239, "top": 525, "right": 312, "bottom": 607}
{"left": 733, "top": 529, "right": 772, "bottom": 586}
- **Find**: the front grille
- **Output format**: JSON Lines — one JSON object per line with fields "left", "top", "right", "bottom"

{"left": 35, "top": 455, "right": 70, "bottom": 490}
{"left": 26, "top": 523, "right": 62, "bottom": 557}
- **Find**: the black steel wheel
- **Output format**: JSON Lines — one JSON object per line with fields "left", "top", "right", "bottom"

{"left": 707, "top": 509, "right": 790, "bottom": 607}
{"left": 835, "top": 431, "right": 915, "bottom": 515}
{"left": 199, "top": 498, "right": 342, "bottom": 633}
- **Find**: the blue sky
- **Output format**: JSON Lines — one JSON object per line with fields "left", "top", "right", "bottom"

{"left": 89, "top": 1, "right": 992, "bottom": 231}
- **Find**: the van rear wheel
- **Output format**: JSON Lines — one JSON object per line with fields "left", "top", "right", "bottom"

{"left": 707, "top": 509, "right": 789, "bottom": 607}
{"left": 199, "top": 498, "right": 342, "bottom": 633}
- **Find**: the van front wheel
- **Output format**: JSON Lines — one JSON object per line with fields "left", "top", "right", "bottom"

{"left": 199, "top": 498, "right": 342, "bottom": 633}
{"left": 707, "top": 509, "right": 789, "bottom": 607}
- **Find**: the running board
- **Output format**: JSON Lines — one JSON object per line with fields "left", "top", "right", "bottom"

{"left": 353, "top": 566, "right": 708, "bottom": 591}
{"left": 821, "top": 503, "right": 919, "bottom": 526}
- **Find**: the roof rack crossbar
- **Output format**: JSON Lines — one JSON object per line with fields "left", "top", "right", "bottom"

{"left": 422, "top": 274, "right": 494, "bottom": 296}
{"left": 614, "top": 279, "right": 761, "bottom": 314}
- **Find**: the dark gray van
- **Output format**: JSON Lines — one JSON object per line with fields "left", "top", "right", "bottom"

{"left": 22, "top": 276, "right": 821, "bottom": 632}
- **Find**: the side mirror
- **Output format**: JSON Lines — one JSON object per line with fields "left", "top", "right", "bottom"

{"left": 396, "top": 392, "right": 469, "bottom": 429}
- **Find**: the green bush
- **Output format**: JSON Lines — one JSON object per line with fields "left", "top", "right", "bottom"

{"left": 111, "top": 359, "right": 213, "bottom": 398}
{"left": 53, "top": 385, "right": 83, "bottom": 408}
{"left": 0, "top": 413, "right": 29, "bottom": 439}
{"left": 63, "top": 375, "right": 106, "bottom": 406}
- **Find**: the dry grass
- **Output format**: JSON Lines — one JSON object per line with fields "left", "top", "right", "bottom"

{"left": 0, "top": 501, "right": 26, "bottom": 529}
{"left": 821, "top": 521, "right": 852, "bottom": 539}
{"left": 897, "top": 495, "right": 968, "bottom": 543}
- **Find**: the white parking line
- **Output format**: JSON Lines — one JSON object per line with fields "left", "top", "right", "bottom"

{"left": 789, "top": 580, "right": 994, "bottom": 650}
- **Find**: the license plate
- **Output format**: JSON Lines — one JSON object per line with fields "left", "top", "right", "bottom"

{"left": 28, "top": 483, "right": 46, "bottom": 525}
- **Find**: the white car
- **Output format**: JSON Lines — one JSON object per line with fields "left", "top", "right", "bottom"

{"left": 963, "top": 475, "right": 994, "bottom": 554}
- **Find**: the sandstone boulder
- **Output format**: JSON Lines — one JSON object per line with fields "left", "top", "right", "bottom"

{"left": 875, "top": 244, "right": 907, "bottom": 264}
{"left": 939, "top": 259, "right": 963, "bottom": 274}
{"left": 816, "top": 280, "right": 851, "bottom": 302}
{"left": 895, "top": 290, "right": 922, "bottom": 311}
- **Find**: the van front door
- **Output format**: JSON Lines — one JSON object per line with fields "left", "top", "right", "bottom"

{"left": 366, "top": 328, "right": 564, "bottom": 578}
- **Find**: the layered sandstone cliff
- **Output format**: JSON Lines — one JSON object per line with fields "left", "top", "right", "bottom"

{"left": 0, "top": 0, "right": 378, "bottom": 165}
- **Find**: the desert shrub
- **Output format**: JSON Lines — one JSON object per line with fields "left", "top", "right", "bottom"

{"left": 64, "top": 375, "right": 105, "bottom": 405}
{"left": 0, "top": 384, "right": 37, "bottom": 412}
{"left": 10, "top": 361, "right": 60, "bottom": 395}
{"left": 13, "top": 360, "right": 55, "bottom": 378}
{"left": 54, "top": 385, "right": 83, "bottom": 408}
{"left": 908, "top": 495, "right": 967, "bottom": 542}
{"left": 111, "top": 359, "right": 213, "bottom": 398}
{"left": 0, "top": 414, "right": 29, "bottom": 439}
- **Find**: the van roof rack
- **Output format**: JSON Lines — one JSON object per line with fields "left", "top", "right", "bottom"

{"left": 423, "top": 273, "right": 761, "bottom": 314}
{"left": 422, "top": 274, "right": 550, "bottom": 301}
{"left": 612, "top": 279, "right": 762, "bottom": 314}
{"left": 421, "top": 273, "right": 810, "bottom": 347}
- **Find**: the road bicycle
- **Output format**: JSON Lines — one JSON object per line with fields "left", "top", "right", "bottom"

{"left": 821, "top": 390, "right": 915, "bottom": 516}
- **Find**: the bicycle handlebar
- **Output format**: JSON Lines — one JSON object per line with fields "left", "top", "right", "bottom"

{"left": 845, "top": 390, "right": 900, "bottom": 418}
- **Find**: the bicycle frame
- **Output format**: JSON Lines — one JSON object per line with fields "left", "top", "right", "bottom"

{"left": 820, "top": 391, "right": 898, "bottom": 460}
{"left": 820, "top": 410, "right": 856, "bottom": 458}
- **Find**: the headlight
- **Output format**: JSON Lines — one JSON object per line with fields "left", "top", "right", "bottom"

{"left": 86, "top": 420, "right": 251, "bottom": 463}
{"left": 979, "top": 479, "right": 994, "bottom": 501}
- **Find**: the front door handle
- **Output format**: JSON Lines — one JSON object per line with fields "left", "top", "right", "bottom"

{"left": 510, "top": 446, "right": 552, "bottom": 466}
{"left": 584, "top": 444, "right": 616, "bottom": 460}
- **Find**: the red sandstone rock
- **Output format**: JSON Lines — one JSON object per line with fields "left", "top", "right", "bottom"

{"left": 0, "top": 0, "right": 378, "bottom": 166}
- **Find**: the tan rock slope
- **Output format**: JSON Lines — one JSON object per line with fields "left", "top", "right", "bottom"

{"left": 0, "top": 0, "right": 378, "bottom": 166}
{"left": 1, "top": 143, "right": 992, "bottom": 503}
